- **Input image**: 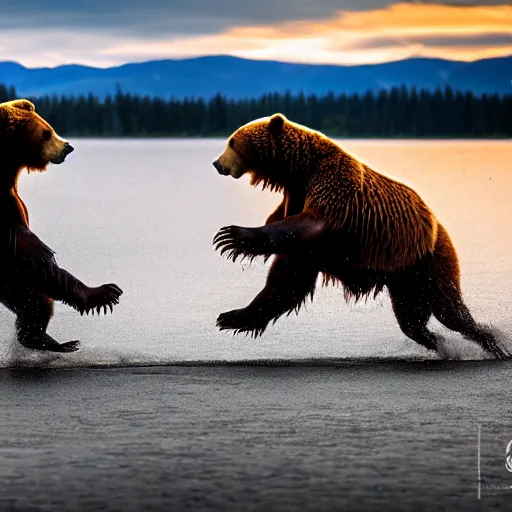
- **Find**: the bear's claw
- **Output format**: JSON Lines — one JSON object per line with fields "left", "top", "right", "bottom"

{"left": 52, "top": 340, "right": 81, "bottom": 353}
{"left": 213, "top": 226, "right": 269, "bottom": 263}
{"left": 217, "top": 309, "right": 268, "bottom": 338}
{"left": 79, "top": 283, "right": 123, "bottom": 316}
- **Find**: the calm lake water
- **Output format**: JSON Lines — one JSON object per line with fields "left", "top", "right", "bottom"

{"left": 1, "top": 139, "right": 510, "bottom": 367}
{"left": 1, "top": 140, "right": 512, "bottom": 510}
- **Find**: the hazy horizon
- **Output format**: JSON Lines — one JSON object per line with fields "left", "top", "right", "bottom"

{"left": 2, "top": 50, "right": 511, "bottom": 70}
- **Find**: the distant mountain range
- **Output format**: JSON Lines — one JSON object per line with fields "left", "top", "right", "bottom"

{"left": 0, "top": 55, "right": 511, "bottom": 99}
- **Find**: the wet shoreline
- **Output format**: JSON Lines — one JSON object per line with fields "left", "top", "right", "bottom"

{"left": 1, "top": 363, "right": 511, "bottom": 510}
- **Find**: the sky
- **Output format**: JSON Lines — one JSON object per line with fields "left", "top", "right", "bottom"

{"left": 0, "top": 1, "right": 511, "bottom": 68}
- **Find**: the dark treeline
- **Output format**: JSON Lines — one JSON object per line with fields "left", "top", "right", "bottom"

{"left": 1, "top": 83, "right": 511, "bottom": 137}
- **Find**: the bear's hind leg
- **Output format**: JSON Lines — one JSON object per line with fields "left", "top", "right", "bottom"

{"left": 2, "top": 287, "right": 80, "bottom": 353}
{"left": 429, "top": 223, "right": 509, "bottom": 360}
{"left": 388, "top": 279, "right": 441, "bottom": 354}
{"left": 433, "top": 297, "right": 509, "bottom": 360}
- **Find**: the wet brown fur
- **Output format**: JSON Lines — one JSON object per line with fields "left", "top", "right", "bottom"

{"left": 217, "top": 114, "right": 439, "bottom": 290}
{"left": 213, "top": 114, "right": 508, "bottom": 358}
{"left": 0, "top": 99, "right": 122, "bottom": 352}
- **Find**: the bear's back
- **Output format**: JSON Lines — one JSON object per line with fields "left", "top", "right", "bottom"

{"left": 306, "top": 150, "right": 438, "bottom": 272}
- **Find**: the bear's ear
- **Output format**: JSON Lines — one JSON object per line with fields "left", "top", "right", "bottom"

{"left": 8, "top": 99, "right": 35, "bottom": 112}
{"left": 269, "top": 113, "right": 286, "bottom": 136}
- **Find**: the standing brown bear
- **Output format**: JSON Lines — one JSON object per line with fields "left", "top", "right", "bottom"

{"left": 212, "top": 113, "right": 508, "bottom": 359}
{"left": 0, "top": 99, "right": 122, "bottom": 353}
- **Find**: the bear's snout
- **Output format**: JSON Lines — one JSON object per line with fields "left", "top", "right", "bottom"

{"left": 51, "top": 142, "right": 75, "bottom": 164}
{"left": 57, "top": 142, "right": 74, "bottom": 162}
{"left": 213, "top": 158, "right": 229, "bottom": 176}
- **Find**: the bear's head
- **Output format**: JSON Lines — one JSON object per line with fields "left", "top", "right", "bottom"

{"left": 213, "top": 113, "right": 314, "bottom": 191}
{"left": 0, "top": 99, "right": 74, "bottom": 182}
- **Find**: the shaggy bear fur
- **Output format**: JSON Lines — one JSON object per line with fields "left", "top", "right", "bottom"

{"left": 0, "top": 99, "right": 122, "bottom": 353}
{"left": 212, "top": 113, "right": 508, "bottom": 359}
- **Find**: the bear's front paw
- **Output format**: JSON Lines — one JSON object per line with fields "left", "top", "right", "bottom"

{"left": 217, "top": 308, "right": 268, "bottom": 337}
{"left": 213, "top": 226, "right": 270, "bottom": 262}
{"left": 80, "top": 283, "right": 123, "bottom": 316}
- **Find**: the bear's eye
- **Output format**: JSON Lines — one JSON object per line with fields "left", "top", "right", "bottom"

{"left": 229, "top": 138, "right": 235, "bottom": 148}
{"left": 42, "top": 130, "right": 52, "bottom": 141}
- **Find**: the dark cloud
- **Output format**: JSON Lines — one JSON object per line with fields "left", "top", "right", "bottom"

{"left": 341, "top": 33, "right": 512, "bottom": 51}
{"left": 1, "top": 1, "right": 510, "bottom": 36}
{"left": 1, "top": 0, "right": 510, "bottom": 67}
{"left": 0, "top": 1, "right": 386, "bottom": 35}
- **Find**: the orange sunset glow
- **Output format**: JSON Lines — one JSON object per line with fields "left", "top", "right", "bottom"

{"left": 99, "top": 3, "right": 512, "bottom": 66}
{"left": 1, "top": 2, "right": 511, "bottom": 67}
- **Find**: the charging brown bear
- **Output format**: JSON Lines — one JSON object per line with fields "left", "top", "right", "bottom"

{"left": 0, "top": 99, "right": 122, "bottom": 353}
{"left": 213, "top": 113, "right": 508, "bottom": 359}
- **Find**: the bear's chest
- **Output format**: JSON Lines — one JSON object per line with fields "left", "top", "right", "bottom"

{"left": 1, "top": 190, "right": 30, "bottom": 228}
